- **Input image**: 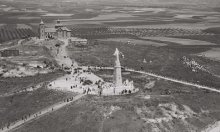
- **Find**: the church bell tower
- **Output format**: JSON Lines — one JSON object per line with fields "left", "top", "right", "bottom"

{"left": 39, "top": 19, "right": 45, "bottom": 40}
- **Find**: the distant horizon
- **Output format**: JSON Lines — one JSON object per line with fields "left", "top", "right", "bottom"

{"left": 1, "top": 0, "right": 220, "bottom": 7}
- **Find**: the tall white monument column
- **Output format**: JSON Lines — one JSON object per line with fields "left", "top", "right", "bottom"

{"left": 113, "top": 48, "right": 122, "bottom": 87}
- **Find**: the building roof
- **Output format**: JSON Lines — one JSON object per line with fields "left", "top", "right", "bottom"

{"left": 45, "top": 27, "right": 57, "bottom": 33}
{"left": 41, "top": 19, "right": 71, "bottom": 32}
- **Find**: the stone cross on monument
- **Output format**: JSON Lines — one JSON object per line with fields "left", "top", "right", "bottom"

{"left": 113, "top": 48, "right": 122, "bottom": 87}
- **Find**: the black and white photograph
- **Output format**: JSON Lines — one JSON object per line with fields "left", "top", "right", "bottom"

{"left": 0, "top": 0, "right": 220, "bottom": 131}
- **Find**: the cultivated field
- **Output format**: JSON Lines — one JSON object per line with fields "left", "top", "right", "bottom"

{"left": 0, "top": 87, "right": 71, "bottom": 129}
{"left": 97, "top": 38, "right": 167, "bottom": 46}
{"left": 143, "top": 37, "right": 216, "bottom": 46}
{"left": 0, "top": 24, "right": 36, "bottom": 43}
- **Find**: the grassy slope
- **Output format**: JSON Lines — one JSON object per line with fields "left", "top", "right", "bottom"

{"left": 11, "top": 61, "right": 220, "bottom": 132}
{"left": 13, "top": 83, "right": 220, "bottom": 132}
{"left": 0, "top": 88, "right": 70, "bottom": 128}
{"left": 13, "top": 96, "right": 101, "bottom": 132}
{"left": 68, "top": 41, "right": 220, "bottom": 88}
{"left": 0, "top": 71, "right": 64, "bottom": 94}
{"left": 94, "top": 69, "right": 220, "bottom": 115}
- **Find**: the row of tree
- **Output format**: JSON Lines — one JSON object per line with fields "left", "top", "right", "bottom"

{"left": 71, "top": 27, "right": 210, "bottom": 38}
{"left": 0, "top": 28, "right": 36, "bottom": 43}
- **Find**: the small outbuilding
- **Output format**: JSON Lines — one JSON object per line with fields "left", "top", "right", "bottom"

{"left": 68, "top": 37, "right": 88, "bottom": 48}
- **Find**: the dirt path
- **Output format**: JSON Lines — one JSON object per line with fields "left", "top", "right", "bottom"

{"left": 130, "top": 69, "right": 220, "bottom": 93}
{"left": 0, "top": 94, "right": 85, "bottom": 132}
{"left": 55, "top": 39, "right": 78, "bottom": 68}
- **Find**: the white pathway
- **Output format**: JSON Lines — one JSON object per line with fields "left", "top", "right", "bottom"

{"left": 0, "top": 94, "right": 85, "bottom": 132}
